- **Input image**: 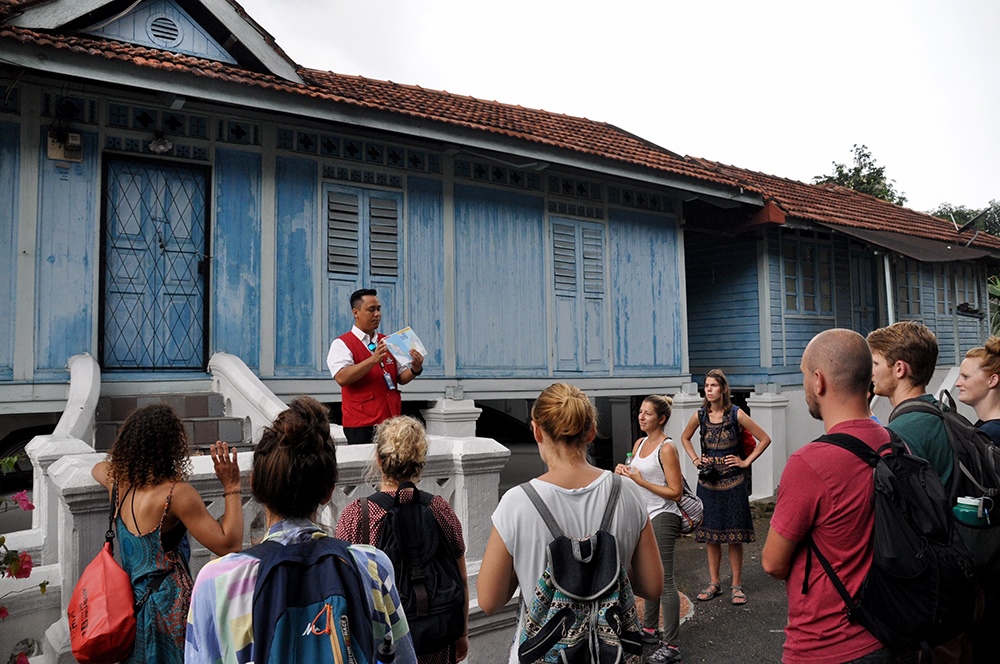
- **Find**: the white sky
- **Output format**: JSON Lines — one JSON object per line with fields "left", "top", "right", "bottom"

{"left": 237, "top": 0, "right": 1000, "bottom": 213}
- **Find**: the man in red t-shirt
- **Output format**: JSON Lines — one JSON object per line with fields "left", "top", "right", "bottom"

{"left": 326, "top": 288, "right": 424, "bottom": 444}
{"left": 763, "top": 329, "right": 894, "bottom": 664}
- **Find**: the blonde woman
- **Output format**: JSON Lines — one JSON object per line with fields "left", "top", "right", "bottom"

{"left": 957, "top": 337, "right": 1000, "bottom": 443}
{"left": 335, "top": 416, "right": 469, "bottom": 664}
{"left": 478, "top": 382, "right": 663, "bottom": 664}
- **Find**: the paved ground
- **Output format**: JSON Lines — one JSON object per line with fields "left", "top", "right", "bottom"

{"left": 642, "top": 500, "right": 788, "bottom": 663}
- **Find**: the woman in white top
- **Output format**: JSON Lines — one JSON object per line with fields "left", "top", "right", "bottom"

{"left": 615, "top": 395, "right": 684, "bottom": 664}
{"left": 478, "top": 382, "right": 663, "bottom": 664}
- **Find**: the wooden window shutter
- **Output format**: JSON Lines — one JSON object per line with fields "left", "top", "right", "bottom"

{"left": 369, "top": 197, "right": 399, "bottom": 277}
{"left": 552, "top": 222, "right": 576, "bottom": 292}
{"left": 327, "top": 191, "right": 360, "bottom": 275}
{"left": 581, "top": 226, "right": 604, "bottom": 294}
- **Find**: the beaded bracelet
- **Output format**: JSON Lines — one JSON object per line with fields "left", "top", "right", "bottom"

{"left": 222, "top": 489, "right": 241, "bottom": 497}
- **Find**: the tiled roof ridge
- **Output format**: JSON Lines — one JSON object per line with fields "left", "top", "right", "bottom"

{"left": 300, "top": 67, "right": 612, "bottom": 126}
{"left": 219, "top": 0, "right": 300, "bottom": 72}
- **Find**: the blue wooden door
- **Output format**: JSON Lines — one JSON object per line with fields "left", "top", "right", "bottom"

{"left": 850, "top": 250, "right": 879, "bottom": 336}
{"left": 101, "top": 158, "right": 208, "bottom": 369}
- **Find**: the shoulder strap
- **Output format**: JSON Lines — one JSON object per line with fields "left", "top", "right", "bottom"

{"left": 889, "top": 397, "right": 941, "bottom": 423}
{"left": 814, "top": 432, "right": 881, "bottom": 467}
{"left": 359, "top": 497, "right": 371, "bottom": 544}
{"left": 519, "top": 474, "right": 623, "bottom": 540}
{"left": 107, "top": 484, "right": 119, "bottom": 547}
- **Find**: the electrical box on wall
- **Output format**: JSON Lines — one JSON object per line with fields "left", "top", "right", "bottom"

{"left": 47, "top": 130, "right": 83, "bottom": 162}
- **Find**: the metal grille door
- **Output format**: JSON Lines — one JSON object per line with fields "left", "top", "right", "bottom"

{"left": 101, "top": 159, "right": 208, "bottom": 370}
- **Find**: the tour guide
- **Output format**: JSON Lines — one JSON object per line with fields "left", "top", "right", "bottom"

{"left": 326, "top": 288, "right": 424, "bottom": 444}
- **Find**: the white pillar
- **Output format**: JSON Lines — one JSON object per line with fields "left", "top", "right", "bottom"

{"left": 667, "top": 382, "right": 703, "bottom": 486}
{"left": 746, "top": 383, "right": 789, "bottom": 500}
{"left": 25, "top": 435, "right": 95, "bottom": 565}
{"left": 421, "top": 396, "right": 482, "bottom": 438}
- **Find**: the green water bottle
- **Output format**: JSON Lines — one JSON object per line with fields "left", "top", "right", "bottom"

{"left": 625, "top": 452, "right": 633, "bottom": 467}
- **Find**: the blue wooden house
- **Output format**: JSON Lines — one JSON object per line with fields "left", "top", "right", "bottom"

{"left": 1, "top": 0, "right": 998, "bottom": 471}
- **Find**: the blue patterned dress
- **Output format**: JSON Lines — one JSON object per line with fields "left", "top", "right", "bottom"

{"left": 116, "top": 484, "right": 193, "bottom": 664}
{"left": 695, "top": 419, "right": 755, "bottom": 544}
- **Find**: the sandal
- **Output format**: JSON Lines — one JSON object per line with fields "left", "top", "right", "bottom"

{"left": 731, "top": 585, "right": 748, "bottom": 605}
{"left": 696, "top": 582, "right": 722, "bottom": 601}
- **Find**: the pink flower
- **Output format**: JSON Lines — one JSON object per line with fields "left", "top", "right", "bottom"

{"left": 11, "top": 491, "right": 33, "bottom": 511}
{"left": 0, "top": 606, "right": 8, "bottom": 620}
{"left": 10, "top": 551, "right": 32, "bottom": 579}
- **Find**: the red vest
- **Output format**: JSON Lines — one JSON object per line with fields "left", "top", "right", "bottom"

{"left": 338, "top": 332, "right": 402, "bottom": 427}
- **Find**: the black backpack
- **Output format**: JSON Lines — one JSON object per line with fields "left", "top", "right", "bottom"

{"left": 805, "top": 431, "right": 976, "bottom": 651}
{"left": 360, "top": 482, "right": 465, "bottom": 656}
{"left": 889, "top": 390, "right": 1000, "bottom": 515}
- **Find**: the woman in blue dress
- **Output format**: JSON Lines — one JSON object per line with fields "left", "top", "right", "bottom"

{"left": 91, "top": 404, "right": 244, "bottom": 664}
{"left": 680, "top": 369, "right": 770, "bottom": 606}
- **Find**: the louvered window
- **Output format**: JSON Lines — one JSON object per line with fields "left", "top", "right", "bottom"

{"left": 553, "top": 223, "right": 576, "bottom": 292}
{"left": 369, "top": 197, "right": 399, "bottom": 277}
{"left": 327, "top": 192, "right": 360, "bottom": 275}
{"left": 582, "top": 227, "right": 604, "bottom": 295}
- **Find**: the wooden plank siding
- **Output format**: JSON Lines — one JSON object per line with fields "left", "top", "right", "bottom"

{"left": 212, "top": 148, "right": 261, "bottom": 369}
{"left": 35, "top": 130, "right": 99, "bottom": 378}
{"left": 405, "top": 177, "right": 445, "bottom": 375}
{"left": 685, "top": 231, "right": 761, "bottom": 376}
{"left": 0, "top": 122, "right": 17, "bottom": 380}
{"left": 453, "top": 184, "right": 547, "bottom": 376}
{"left": 273, "top": 155, "right": 316, "bottom": 374}
{"left": 611, "top": 209, "right": 683, "bottom": 373}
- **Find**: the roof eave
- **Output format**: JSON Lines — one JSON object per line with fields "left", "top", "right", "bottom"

{"left": 0, "top": 39, "right": 758, "bottom": 204}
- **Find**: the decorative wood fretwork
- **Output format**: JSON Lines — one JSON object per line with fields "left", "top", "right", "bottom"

{"left": 453, "top": 159, "right": 543, "bottom": 192}
{"left": 278, "top": 127, "right": 440, "bottom": 175}
{"left": 607, "top": 185, "right": 673, "bottom": 213}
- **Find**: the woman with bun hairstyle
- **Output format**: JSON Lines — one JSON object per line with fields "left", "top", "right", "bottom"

{"left": 335, "top": 415, "right": 469, "bottom": 664}
{"left": 680, "top": 369, "right": 770, "bottom": 607}
{"left": 614, "top": 395, "right": 684, "bottom": 664}
{"left": 478, "top": 383, "right": 663, "bottom": 664}
{"left": 91, "top": 404, "right": 243, "bottom": 664}
{"left": 185, "top": 396, "right": 416, "bottom": 664}
{"left": 957, "top": 336, "right": 1000, "bottom": 444}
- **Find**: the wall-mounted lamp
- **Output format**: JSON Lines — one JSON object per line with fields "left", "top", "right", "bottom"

{"left": 148, "top": 131, "right": 173, "bottom": 155}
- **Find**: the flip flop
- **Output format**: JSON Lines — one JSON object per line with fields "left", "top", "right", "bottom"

{"left": 731, "top": 585, "right": 748, "bottom": 605}
{"left": 696, "top": 582, "right": 722, "bottom": 601}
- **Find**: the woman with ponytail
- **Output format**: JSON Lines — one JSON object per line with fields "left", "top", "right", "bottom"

{"left": 185, "top": 396, "right": 416, "bottom": 664}
{"left": 477, "top": 383, "right": 662, "bottom": 663}
{"left": 615, "top": 395, "right": 684, "bottom": 663}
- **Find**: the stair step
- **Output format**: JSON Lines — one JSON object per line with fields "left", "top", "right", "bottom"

{"left": 95, "top": 393, "right": 224, "bottom": 421}
{"left": 94, "top": 392, "right": 247, "bottom": 452}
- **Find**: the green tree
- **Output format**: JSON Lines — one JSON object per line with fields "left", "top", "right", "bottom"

{"left": 813, "top": 144, "right": 907, "bottom": 206}
{"left": 928, "top": 200, "right": 1000, "bottom": 234}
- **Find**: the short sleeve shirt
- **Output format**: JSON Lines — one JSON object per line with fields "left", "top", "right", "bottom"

{"left": 888, "top": 395, "right": 953, "bottom": 486}
{"left": 769, "top": 418, "right": 888, "bottom": 664}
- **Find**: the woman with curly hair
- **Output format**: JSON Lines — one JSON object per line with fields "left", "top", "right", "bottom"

{"left": 335, "top": 415, "right": 469, "bottom": 664}
{"left": 91, "top": 403, "right": 243, "bottom": 664}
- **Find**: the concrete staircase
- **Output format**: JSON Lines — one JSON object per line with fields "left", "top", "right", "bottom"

{"left": 94, "top": 393, "right": 248, "bottom": 452}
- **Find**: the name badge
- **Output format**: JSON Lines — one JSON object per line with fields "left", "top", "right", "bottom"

{"left": 383, "top": 370, "right": 396, "bottom": 391}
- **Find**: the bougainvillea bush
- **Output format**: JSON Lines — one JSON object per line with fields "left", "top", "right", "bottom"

{"left": 1, "top": 455, "right": 48, "bottom": 663}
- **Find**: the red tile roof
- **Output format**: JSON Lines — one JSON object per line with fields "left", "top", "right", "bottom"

{"left": 689, "top": 158, "right": 1000, "bottom": 251}
{"left": 0, "top": 8, "right": 995, "bottom": 254}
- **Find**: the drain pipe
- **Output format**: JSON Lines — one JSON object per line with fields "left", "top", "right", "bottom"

{"left": 883, "top": 253, "right": 896, "bottom": 325}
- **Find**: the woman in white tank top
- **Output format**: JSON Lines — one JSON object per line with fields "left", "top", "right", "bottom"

{"left": 615, "top": 395, "right": 684, "bottom": 664}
